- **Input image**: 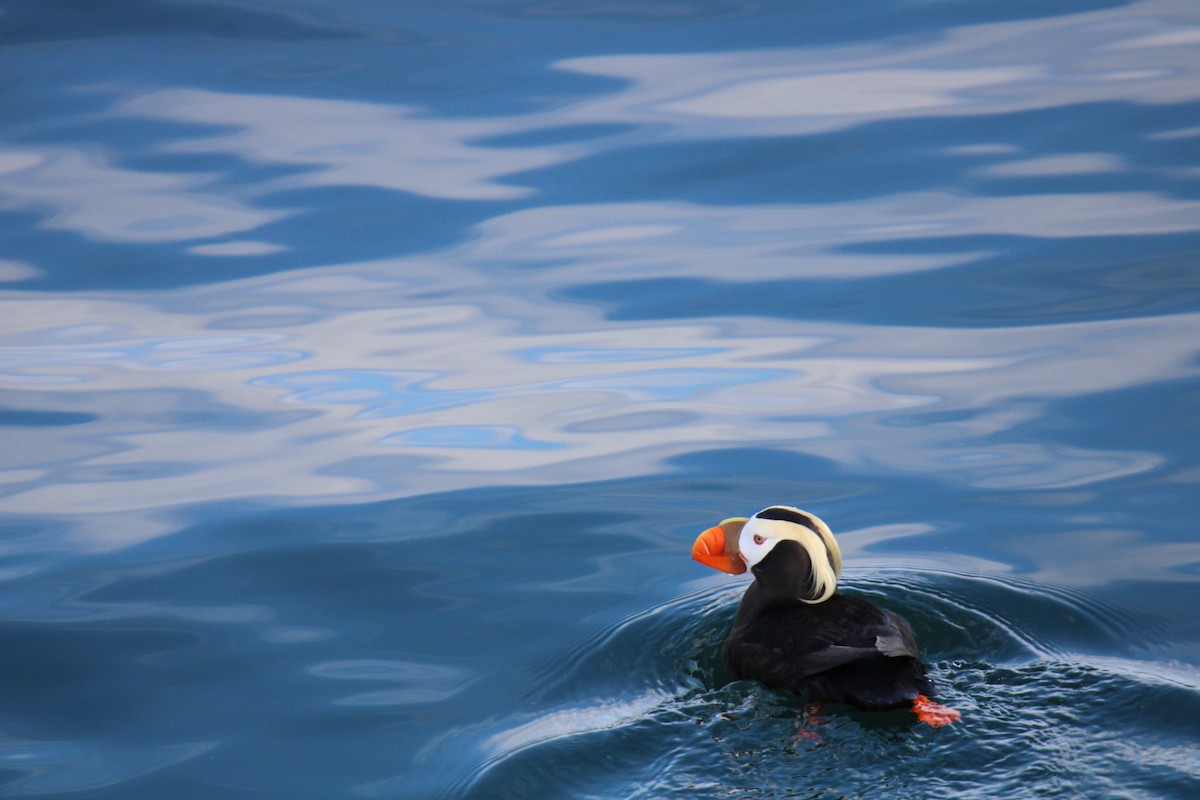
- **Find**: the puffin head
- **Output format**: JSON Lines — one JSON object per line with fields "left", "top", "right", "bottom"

{"left": 692, "top": 505, "right": 843, "bottom": 604}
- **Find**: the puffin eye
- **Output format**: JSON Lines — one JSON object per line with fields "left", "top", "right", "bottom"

{"left": 753, "top": 534, "right": 766, "bottom": 545}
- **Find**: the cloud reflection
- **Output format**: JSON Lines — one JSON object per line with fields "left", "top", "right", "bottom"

{"left": 553, "top": 0, "right": 1200, "bottom": 137}
{"left": 454, "top": 191, "right": 1200, "bottom": 285}
{"left": 307, "top": 659, "right": 474, "bottom": 707}
{"left": 0, "top": 0, "right": 1192, "bottom": 255}
{"left": 1, "top": 0, "right": 1197, "bottom": 555}
{"left": 978, "top": 153, "right": 1128, "bottom": 178}
{"left": 3, "top": 253, "right": 1195, "bottom": 544}
{"left": 116, "top": 89, "right": 568, "bottom": 201}
{"left": 0, "top": 146, "right": 284, "bottom": 243}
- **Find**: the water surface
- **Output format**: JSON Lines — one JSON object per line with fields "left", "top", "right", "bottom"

{"left": 1, "top": 0, "right": 1198, "bottom": 797}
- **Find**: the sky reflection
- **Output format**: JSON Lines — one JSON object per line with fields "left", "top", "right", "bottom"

{"left": 0, "top": 146, "right": 284, "bottom": 244}
{"left": 0, "top": 0, "right": 1196, "bottom": 559}
{"left": 2, "top": 252, "right": 1195, "bottom": 546}
{"left": 1, "top": 3, "right": 1198, "bottom": 798}
{"left": 554, "top": 0, "right": 1200, "bottom": 137}
{"left": 456, "top": 192, "right": 1200, "bottom": 286}
{"left": 117, "top": 88, "right": 568, "bottom": 200}
{"left": 1, "top": 1, "right": 1191, "bottom": 255}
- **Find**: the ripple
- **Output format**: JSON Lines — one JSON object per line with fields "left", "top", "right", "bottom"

{"left": 0, "top": 740, "right": 215, "bottom": 795}
{"left": 308, "top": 659, "right": 475, "bottom": 707}
{"left": 447, "top": 572, "right": 1199, "bottom": 799}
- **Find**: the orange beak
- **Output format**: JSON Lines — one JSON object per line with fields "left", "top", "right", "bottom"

{"left": 691, "top": 517, "right": 749, "bottom": 574}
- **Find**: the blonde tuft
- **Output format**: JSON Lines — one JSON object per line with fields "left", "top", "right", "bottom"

{"left": 791, "top": 525, "right": 838, "bottom": 604}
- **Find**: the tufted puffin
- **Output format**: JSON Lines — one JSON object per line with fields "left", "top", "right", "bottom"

{"left": 692, "top": 506, "right": 960, "bottom": 727}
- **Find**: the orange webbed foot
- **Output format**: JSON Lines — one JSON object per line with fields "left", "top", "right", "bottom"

{"left": 791, "top": 701, "right": 827, "bottom": 745}
{"left": 912, "top": 694, "right": 961, "bottom": 727}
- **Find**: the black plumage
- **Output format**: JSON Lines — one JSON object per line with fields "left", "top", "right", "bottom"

{"left": 722, "top": 539, "right": 933, "bottom": 710}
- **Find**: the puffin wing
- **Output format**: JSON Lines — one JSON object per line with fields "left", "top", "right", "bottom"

{"left": 731, "top": 598, "right": 921, "bottom": 682}
{"left": 874, "top": 608, "right": 922, "bottom": 659}
{"left": 778, "top": 643, "right": 892, "bottom": 674}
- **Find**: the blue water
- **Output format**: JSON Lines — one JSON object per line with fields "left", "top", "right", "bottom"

{"left": 2, "top": 0, "right": 1199, "bottom": 796}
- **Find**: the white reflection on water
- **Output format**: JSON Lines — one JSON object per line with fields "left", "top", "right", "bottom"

{"left": 0, "top": 146, "right": 284, "bottom": 243}
{"left": 117, "top": 89, "right": 569, "bottom": 201}
{"left": 977, "top": 153, "right": 1128, "bottom": 178}
{"left": 0, "top": 0, "right": 1191, "bottom": 253}
{"left": 1023, "top": 528, "right": 1200, "bottom": 588}
{"left": 661, "top": 67, "right": 1035, "bottom": 119}
{"left": 457, "top": 192, "right": 1200, "bottom": 284}
{"left": 477, "top": 691, "right": 672, "bottom": 757}
{"left": 307, "top": 659, "right": 475, "bottom": 707}
{"left": 188, "top": 240, "right": 290, "bottom": 257}
{"left": 0, "top": 259, "right": 39, "bottom": 282}
{"left": 554, "top": 0, "right": 1199, "bottom": 137}
{"left": 0, "top": 0, "right": 1196, "bottom": 556}
{"left": 1, "top": 255, "right": 1195, "bottom": 531}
